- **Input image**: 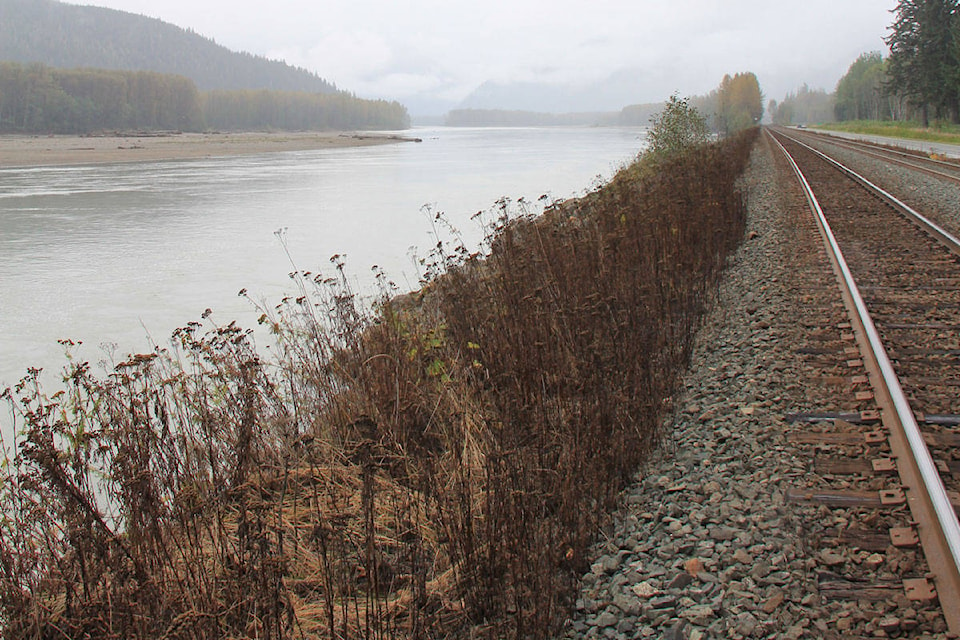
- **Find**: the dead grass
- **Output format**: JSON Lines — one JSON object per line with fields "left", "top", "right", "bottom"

{"left": 0, "top": 128, "right": 757, "bottom": 639}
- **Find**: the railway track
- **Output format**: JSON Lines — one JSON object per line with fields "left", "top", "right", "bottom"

{"left": 787, "top": 128, "right": 960, "bottom": 186}
{"left": 768, "top": 127, "right": 960, "bottom": 636}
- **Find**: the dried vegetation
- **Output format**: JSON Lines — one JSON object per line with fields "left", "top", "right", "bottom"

{"left": 0, "top": 129, "right": 757, "bottom": 639}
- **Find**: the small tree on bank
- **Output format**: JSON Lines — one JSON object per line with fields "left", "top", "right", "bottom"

{"left": 646, "top": 93, "right": 709, "bottom": 158}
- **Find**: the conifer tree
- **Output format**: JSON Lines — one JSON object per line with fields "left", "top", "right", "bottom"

{"left": 885, "top": 0, "right": 960, "bottom": 125}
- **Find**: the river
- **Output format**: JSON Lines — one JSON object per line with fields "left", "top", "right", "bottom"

{"left": 0, "top": 126, "right": 645, "bottom": 393}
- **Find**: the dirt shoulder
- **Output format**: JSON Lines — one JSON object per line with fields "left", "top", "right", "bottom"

{"left": 0, "top": 130, "right": 420, "bottom": 168}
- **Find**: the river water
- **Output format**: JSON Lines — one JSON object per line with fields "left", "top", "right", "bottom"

{"left": 0, "top": 126, "right": 645, "bottom": 392}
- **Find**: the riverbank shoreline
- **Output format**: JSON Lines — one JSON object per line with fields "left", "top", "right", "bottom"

{"left": 0, "top": 130, "right": 419, "bottom": 168}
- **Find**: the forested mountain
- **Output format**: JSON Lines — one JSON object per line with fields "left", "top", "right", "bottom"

{"left": 0, "top": 0, "right": 411, "bottom": 133}
{"left": 457, "top": 68, "right": 660, "bottom": 114}
{"left": 444, "top": 109, "right": 622, "bottom": 127}
{"left": 0, "top": 0, "right": 336, "bottom": 93}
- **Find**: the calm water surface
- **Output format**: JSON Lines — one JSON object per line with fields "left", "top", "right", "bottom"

{"left": 0, "top": 126, "right": 645, "bottom": 390}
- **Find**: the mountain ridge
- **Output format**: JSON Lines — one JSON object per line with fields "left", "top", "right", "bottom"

{"left": 456, "top": 67, "right": 674, "bottom": 114}
{"left": 0, "top": 0, "right": 339, "bottom": 93}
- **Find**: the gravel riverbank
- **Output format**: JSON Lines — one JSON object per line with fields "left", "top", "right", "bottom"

{"left": 561, "top": 134, "right": 949, "bottom": 639}
{"left": 0, "top": 130, "right": 414, "bottom": 168}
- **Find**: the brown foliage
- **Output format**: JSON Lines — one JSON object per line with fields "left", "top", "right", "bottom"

{"left": 0, "top": 129, "right": 757, "bottom": 639}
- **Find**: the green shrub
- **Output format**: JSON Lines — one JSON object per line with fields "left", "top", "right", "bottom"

{"left": 645, "top": 93, "right": 710, "bottom": 158}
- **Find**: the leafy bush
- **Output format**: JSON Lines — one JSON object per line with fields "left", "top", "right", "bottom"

{"left": 645, "top": 93, "right": 710, "bottom": 158}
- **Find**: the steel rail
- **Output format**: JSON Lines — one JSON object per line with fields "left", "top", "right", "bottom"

{"left": 777, "top": 129, "right": 960, "bottom": 259}
{"left": 785, "top": 127, "right": 960, "bottom": 181}
{"left": 767, "top": 129, "right": 960, "bottom": 634}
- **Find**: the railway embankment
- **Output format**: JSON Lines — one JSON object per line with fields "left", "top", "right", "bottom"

{"left": 564, "top": 131, "right": 954, "bottom": 639}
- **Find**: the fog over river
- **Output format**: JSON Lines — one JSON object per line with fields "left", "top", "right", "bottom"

{"left": 0, "top": 126, "right": 645, "bottom": 393}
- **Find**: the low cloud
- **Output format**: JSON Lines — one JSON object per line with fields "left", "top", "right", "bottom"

{"left": 82, "top": 0, "right": 896, "bottom": 113}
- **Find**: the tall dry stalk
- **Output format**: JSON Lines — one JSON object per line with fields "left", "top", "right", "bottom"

{"left": 0, "top": 129, "right": 757, "bottom": 639}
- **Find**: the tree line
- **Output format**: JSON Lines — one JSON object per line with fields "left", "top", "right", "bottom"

{"left": 769, "top": 85, "right": 836, "bottom": 126}
{"left": 690, "top": 72, "right": 764, "bottom": 136}
{"left": 616, "top": 72, "right": 764, "bottom": 137}
{"left": 0, "top": 62, "right": 410, "bottom": 134}
{"left": 770, "top": 52, "right": 906, "bottom": 126}
{"left": 771, "top": 0, "right": 959, "bottom": 127}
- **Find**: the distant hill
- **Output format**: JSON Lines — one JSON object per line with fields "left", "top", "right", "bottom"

{"left": 617, "top": 103, "right": 663, "bottom": 127}
{"left": 445, "top": 109, "right": 619, "bottom": 127}
{"left": 456, "top": 68, "right": 677, "bottom": 114}
{"left": 0, "top": 0, "right": 338, "bottom": 93}
{"left": 444, "top": 105, "right": 662, "bottom": 128}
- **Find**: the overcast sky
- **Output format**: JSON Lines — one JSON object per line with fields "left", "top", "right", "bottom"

{"left": 72, "top": 0, "right": 896, "bottom": 114}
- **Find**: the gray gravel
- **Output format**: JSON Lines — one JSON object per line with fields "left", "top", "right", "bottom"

{"left": 560, "top": 135, "right": 950, "bottom": 639}
{"left": 808, "top": 129, "right": 960, "bottom": 160}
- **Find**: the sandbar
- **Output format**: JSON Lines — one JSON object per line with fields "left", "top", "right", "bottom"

{"left": 0, "top": 130, "right": 419, "bottom": 169}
